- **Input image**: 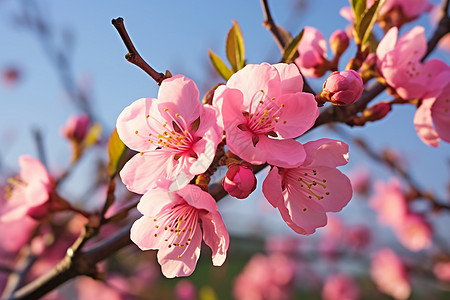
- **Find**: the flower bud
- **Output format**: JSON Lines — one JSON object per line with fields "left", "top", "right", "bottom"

{"left": 61, "top": 113, "right": 90, "bottom": 143}
{"left": 362, "top": 102, "right": 391, "bottom": 122}
{"left": 222, "top": 162, "right": 257, "bottom": 199}
{"left": 329, "top": 29, "right": 349, "bottom": 57}
{"left": 317, "top": 70, "right": 363, "bottom": 106}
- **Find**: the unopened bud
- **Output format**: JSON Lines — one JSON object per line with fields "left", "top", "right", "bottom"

{"left": 222, "top": 161, "right": 257, "bottom": 199}
{"left": 329, "top": 29, "right": 349, "bottom": 57}
{"left": 61, "top": 113, "right": 90, "bottom": 143}
{"left": 316, "top": 70, "right": 363, "bottom": 106}
{"left": 363, "top": 101, "right": 391, "bottom": 122}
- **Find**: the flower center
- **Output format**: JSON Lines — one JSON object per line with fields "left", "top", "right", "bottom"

{"left": 239, "top": 90, "right": 285, "bottom": 139}
{"left": 152, "top": 203, "right": 199, "bottom": 259}
{"left": 4, "top": 176, "right": 26, "bottom": 199}
{"left": 285, "top": 168, "right": 329, "bottom": 211}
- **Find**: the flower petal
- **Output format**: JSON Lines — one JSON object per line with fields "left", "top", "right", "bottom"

{"left": 200, "top": 211, "right": 229, "bottom": 266}
{"left": 376, "top": 27, "right": 398, "bottom": 65}
{"left": 431, "top": 83, "right": 450, "bottom": 143}
{"left": 137, "top": 189, "right": 181, "bottom": 216}
{"left": 302, "top": 139, "right": 349, "bottom": 167}
{"left": 257, "top": 136, "right": 306, "bottom": 168}
{"left": 273, "top": 63, "right": 304, "bottom": 93}
{"left": 157, "top": 75, "right": 201, "bottom": 124}
{"left": 262, "top": 166, "right": 284, "bottom": 209}
{"left": 275, "top": 92, "right": 319, "bottom": 138}
{"left": 19, "top": 156, "right": 50, "bottom": 184}
{"left": 414, "top": 98, "right": 440, "bottom": 147}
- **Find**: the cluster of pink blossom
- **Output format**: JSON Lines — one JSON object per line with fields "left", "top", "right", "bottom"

{"left": 116, "top": 63, "right": 355, "bottom": 277}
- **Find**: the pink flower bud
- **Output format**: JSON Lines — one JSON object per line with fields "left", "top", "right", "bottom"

{"left": 329, "top": 29, "right": 349, "bottom": 57}
{"left": 363, "top": 102, "right": 391, "bottom": 122}
{"left": 294, "top": 26, "right": 329, "bottom": 77}
{"left": 222, "top": 162, "right": 257, "bottom": 199}
{"left": 321, "top": 70, "right": 363, "bottom": 106}
{"left": 61, "top": 113, "right": 90, "bottom": 142}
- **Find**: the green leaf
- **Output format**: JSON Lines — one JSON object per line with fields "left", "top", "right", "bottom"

{"left": 82, "top": 123, "right": 102, "bottom": 148}
{"left": 209, "top": 50, "right": 233, "bottom": 81}
{"left": 357, "top": 0, "right": 386, "bottom": 50}
{"left": 226, "top": 20, "right": 245, "bottom": 72}
{"left": 107, "top": 128, "right": 126, "bottom": 178}
{"left": 351, "top": 0, "right": 366, "bottom": 24}
{"left": 276, "top": 25, "right": 293, "bottom": 47}
{"left": 281, "top": 29, "right": 304, "bottom": 64}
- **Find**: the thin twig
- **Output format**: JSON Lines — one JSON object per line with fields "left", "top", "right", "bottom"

{"left": 112, "top": 18, "right": 168, "bottom": 85}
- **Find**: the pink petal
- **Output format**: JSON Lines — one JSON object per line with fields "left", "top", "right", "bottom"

{"left": 19, "top": 155, "right": 50, "bottom": 184}
{"left": 302, "top": 139, "right": 349, "bottom": 167}
{"left": 136, "top": 189, "right": 181, "bottom": 216}
{"left": 226, "top": 63, "right": 281, "bottom": 107}
{"left": 395, "top": 26, "right": 427, "bottom": 64}
{"left": 120, "top": 151, "right": 183, "bottom": 194}
{"left": 130, "top": 216, "right": 161, "bottom": 251}
{"left": 376, "top": 27, "right": 398, "bottom": 66}
{"left": 431, "top": 84, "right": 450, "bottom": 143}
{"left": 116, "top": 98, "right": 162, "bottom": 152}
{"left": 157, "top": 222, "right": 202, "bottom": 278}
{"left": 275, "top": 92, "right": 319, "bottom": 138}
{"left": 25, "top": 180, "right": 50, "bottom": 207}
{"left": 199, "top": 211, "right": 229, "bottom": 266}
{"left": 308, "top": 167, "right": 352, "bottom": 212}
{"left": 257, "top": 136, "right": 306, "bottom": 168}
{"left": 177, "top": 185, "right": 218, "bottom": 212}
{"left": 414, "top": 98, "right": 440, "bottom": 147}
{"left": 273, "top": 63, "right": 304, "bottom": 93}
{"left": 262, "top": 166, "right": 284, "bottom": 209}
{"left": 283, "top": 188, "right": 327, "bottom": 234}
{"left": 157, "top": 75, "right": 201, "bottom": 124}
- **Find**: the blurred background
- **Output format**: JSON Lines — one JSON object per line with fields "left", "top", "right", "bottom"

{"left": 0, "top": 0, "right": 449, "bottom": 299}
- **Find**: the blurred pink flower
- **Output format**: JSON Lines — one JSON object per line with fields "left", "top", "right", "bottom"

{"left": 117, "top": 75, "right": 222, "bottom": 192}
{"left": 320, "top": 70, "right": 363, "bottom": 106}
{"left": 434, "top": 262, "right": 450, "bottom": 282}
{"left": 345, "top": 225, "right": 371, "bottom": 251}
{"left": 348, "top": 166, "right": 371, "bottom": 195}
{"left": 369, "top": 178, "right": 408, "bottom": 226}
{"left": 414, "top": 79, "right": 450, "bottom": 147}
{"left": 76, "top": 276, "right": 124, "bottom": 300}
{"left": 222, "top": 161, "right": 257, "bottom": 199}
{"left": 376, "top": 26, "right": 449, "bottom": 100}
{"left": 263, "top": 139, "right": 352, "bottom": 235}
{"left": 371, "top": 248, "right": 411, "bottom": 300}
{"left": 175, "top": 279, "right": 197, "bottom": 300}
{"left": 61, "top": 113, "right": 90, "bottom": 142}
{"left": 294, "top": 27, "right": 329, "bottom": 77}
{"left": 233, "top": 253, "right": 296, "bottom": 300}
{"left": 213, "top": 63, "right": 319, "bottom": 168}
{"left": 329, "top": 29, "right": 349, "bottom": 57}
{"left": 1, "top": 155, "right": 54, "bottom": 222}
{"left": 130, "top": 185, "right": 229, "bottom": 278}
{"left": 265, "top": 235, "right": 300, "bottom": 255}
{"left": 322, "top": 273, "right": 360, "bottom": 300}
{"left": 393, "top": 213, "right": 432, "bottom": 251}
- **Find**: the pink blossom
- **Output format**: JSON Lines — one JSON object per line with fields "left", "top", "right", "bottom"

{"left": 369, "top": 178, "right": 408, "bottom": 226}
{"left": 213, "top": 63, "right": 318, "bottom": 168}
{"left": 117, "top": 75, "right": 222, "bottom": 192}
{"left": 320, "top": 70, "right": 363, "bottom": 106}
{"left": 76, "top": 276, "right": 124, "bottom": 300}
{"left": 371, "top": 248, "right": 411, "bottom": 300}
{"left": 175, "top": 279, "right": 197, "bottom": 300}
{"left": 222, "top": 161, "right": 257, "bottom": 199}
{"left": 130, "top": 184, "right": 229, "bottom": 278}
{"left": 233, "top": 253, "right": 296, "bottom": 300}
{"left": 265, "top": 235, "right": 300, "bottom": 255}
{"left": 393, "top": 213, "right": 432, "bottom": 251}
{"left": 348, "top": 166, "right": 371, "bottom": 195}
{"left": 294, "top": 27, "right": 329, "bottom": 77}
{"left": 376, "top": 26, "right": 449, "bottom": 100}
{"left": 61, "top": 113, "right": 90, "bottom": 142}
{"left": 262, "top": 139, "right": 352, "bottom": 235}
{"left": 434, "top": 262, "right": 450, "bottom": 282}
{"left": 345, "top": 225, "right": 371, "bottom": 251}
{"left": 414, "top": 79, "right": 450, "bottom": 147}
{"left": 322, "top": 273, "right": 360, "bottom": 300}
{"left": 0, "top": 155, "right": 54, "bottom": 222}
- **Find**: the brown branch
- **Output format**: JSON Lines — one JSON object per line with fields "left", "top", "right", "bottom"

{"left": 112, "top": 17, "right": 168, "bottom": 85}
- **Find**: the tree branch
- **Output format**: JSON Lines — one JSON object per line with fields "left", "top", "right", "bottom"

{"left": 112, "top": 17, "right": 169, "bottom": 85}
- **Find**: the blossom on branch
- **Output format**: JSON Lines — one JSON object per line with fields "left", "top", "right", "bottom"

{"left": 213, "top": 63, "right": 319, "bottom": 168}
{"left": 130, "top": 184, "right": 229, "bottom": 278}
{"left": 262, "top": 139, "right": 352, "bottom": 235}
{"left": 117, "top": 75, "right": 222, "bottom": 192}
{"left": 294, "top": 27, "right": 330, "bottom": 77}
{"left": 0, "top": 155, "right": 55, "bottom": 221}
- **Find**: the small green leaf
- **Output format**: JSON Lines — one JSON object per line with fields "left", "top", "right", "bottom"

{"left": 226, "top": 20, "right": 245, "bottom": 72}
{"left": 357, "top": 0, "right": 386, "bottom": 50}
{"left": 276, "top": 25, "right": 293, "bottom": 47}
{"left": 281, "top": 29, "right": 304, "bottom": 64}
{"left": 351, "top": 0, "right": 366, "bottom": 24}
{"left": 82, "top": 123, "right": 102, "bottom": 148}
{"left": 107, "top": 128, "right": 126, "bottom": 178}
{"left": 209, "top": 50, "right": 233, "bottom": 81}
